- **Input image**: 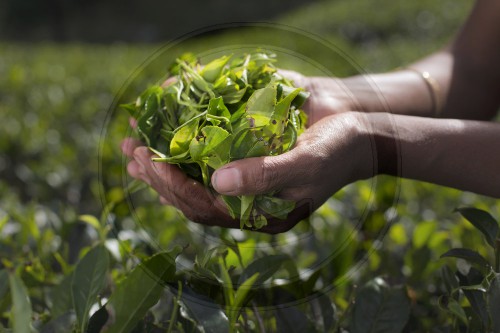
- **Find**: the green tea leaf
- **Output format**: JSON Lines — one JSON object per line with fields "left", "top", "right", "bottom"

{"left": 221, "top": 195, "right": 240, "bottom": 220}
{"left": 233, "top": 272, "right": 259, "bottom": 310}
{"left": 0, "top": 270, "right": 8, "bottom": 302}
{"left": 238, "top": 254, "right": 288, "bottom": 287}
{"left": 245, "top": 86, "right": 276, "bottom": 124}
{"left": 456, "top": 269, "right": 489, "bottom": 327}
{"left": 201, "top": 55, "right": 231, "bottom": 83}
{"left": 456, "top": 207, "right": 499, "bottom": 248}
{"left": 78, "top": 214, "right": 101, "bottom": 231}
{"left": 178, "top": 287, "right": 229, "bottom": 333}
{"left": 51, "top": 272, "right": 74, "bottom": 319}
{"left": 39, "top": 312, "right": 76, "bottom": 333}
{"left": 488, "top": 273, "right": 500, "bottom": 333}
{"left": 440, "top": 248, "right": 491, "bottom": 270}
{"left": 9, "top": 272, "right": 32, "bottom": 333}
{"left": 256, "top": 195, "right": 295, "bottom": 220}
{"left": 438, "top": 295, "right": 468, "bottom": 326}
{"left": 105, "top": 250, "right": 180, "bottom": 333}
{"left": 350, "top": 278, "right": 410, "bottom": 333}
{"left": 206, "top": 97, "right": 231, "bottom": 127}
{"left": 71, "top": 245, "right": 109, "bottom": 333}
{"left": 412, "top": 220, "right": 437, "bottom": 249}
{"left": 170, "top": 118, "right": 200, "bottom": 156}
{"left": 189, "top": 126, "right": 231, "bottom": 169}
{"left": 240, "top": 195, "right": 255, "bottom": 229}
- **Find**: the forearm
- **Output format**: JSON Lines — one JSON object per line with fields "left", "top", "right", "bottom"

{"left": 342, "top": 0, "right": 500, "bottom": 120}
{"left": 361, "top": 113, "right": 500, "bottom": 198}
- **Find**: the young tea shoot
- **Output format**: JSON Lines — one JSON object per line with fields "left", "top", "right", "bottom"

{"left": 122, "top": 51, "right": 309, "bottom": 229}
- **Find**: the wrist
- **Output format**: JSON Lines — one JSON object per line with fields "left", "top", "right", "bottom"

{"left": 358, "top": 112, "right": 400, "bottom": 177}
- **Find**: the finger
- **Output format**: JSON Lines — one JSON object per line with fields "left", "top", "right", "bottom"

{"left": 161, "top": 77, "right": 177, "bottom": 87}
{"left": 121, "top": 138, "right": 143, "bottom": 157}
{"left": 276, "top": 69, "right": 305, "bottom": 85}
{"left": 126, "top": 160, "right": 149, "bottom": 184}
{"left": 159, "top": 196, "right": 172, "bottom": 205}
{"left": 133, "top": 147, "right": 231, "bottom": 223}
{"left": 129, "top": 117, "right": 138, "bottom": 129}
{"left": 211, "top": 148, "right": 307, "bottom": 196}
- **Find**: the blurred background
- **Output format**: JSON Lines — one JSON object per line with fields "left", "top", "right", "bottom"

{"left": 1, "top": 0, "right": 500, "bottom": 331}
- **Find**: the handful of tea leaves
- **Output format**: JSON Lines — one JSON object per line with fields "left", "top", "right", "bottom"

{"left": 122, "top": 51, "right": 309, "bottom": 229}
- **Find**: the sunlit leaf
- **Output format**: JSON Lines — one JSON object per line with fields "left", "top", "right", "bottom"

{"left": 170, "top": 118, "right": 200, "bottom": 157}
{"left": 201, "top": 55, "right": 231, "bottom": 83}
{"left": 412, "top": 220, "right": 437, "bottom": 249}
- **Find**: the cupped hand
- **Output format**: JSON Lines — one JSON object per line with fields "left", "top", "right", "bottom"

{"left": 279, "top": 69, "right": 358, "bottom": 124}
{"left": 121, "top": 112, "right": 372, "bottom": 234}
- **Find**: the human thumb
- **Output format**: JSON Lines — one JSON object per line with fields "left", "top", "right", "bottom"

{"left": 211, "top": 153, "right": 297, "bottom": 196}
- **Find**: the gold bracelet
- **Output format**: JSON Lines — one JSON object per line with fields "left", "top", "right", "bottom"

{"left": 404, "top": 67, "right": 442, "bottom": 117}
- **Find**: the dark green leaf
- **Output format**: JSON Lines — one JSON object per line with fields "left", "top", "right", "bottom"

{"left": 178, "top": 286, "right": 229, "bottom": 333}
{"left": 457, "top": 269, "right": 489, "bottom": 328}
{"left": 239, "top": 195, "right": 255, "bottom": 229}
{"left": 441, "top": 265, "right": 459, "bottom": 294}
{"left": 275, "top": 305, "right": 316, "bottom": 333}
{"left": 0, "top": 270, "right": 8, "bottom": 301}
{"left": 71, "top": 245, "right": 109, "bottom": 333}
{"left": 105, "top": 249, "right": 180, "bottom": 333}
{"left": 51, "top": 272, "right": 74, "bottom": 319}
{"left": 456, "top": 207, "right": 499, "bottom": 248}
{"left": 221, "top": 195, "right": 241, "bottom": 220}
{"left": 350, "top": 278, "right": 410, "bottom": 333}
{"left": 438, "top": 295, "right": 468, "bottom": 326}
{"left": 440, "top": 248, "right": 491, "bottom": 270}
{"left": 40, "top": 312, "right": 76, "bottom": 333}
{"left": 310, "top": 292, "right": 336, "bottom": 332}
{"left": 256, "top": 195, "right": 295, "bottom": 220}
{"left": 86, "top": 305, "right": 109, "bottom": 333}
{"left": 237, "top": 254, "right": 288, "bottom": 287}
{"left": 9, "top": 272, "right": 32, "bottom": 333}
{"left": 488, "top": 273, "right": 500, "bottom": 333}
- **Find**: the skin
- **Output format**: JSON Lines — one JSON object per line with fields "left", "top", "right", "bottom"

{"left": 122, "top": 0, "right": 500, "bottom": 233}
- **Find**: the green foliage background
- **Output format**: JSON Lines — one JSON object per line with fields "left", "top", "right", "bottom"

{"left": 1, "top": 0, "right": 500, "bottom": 332}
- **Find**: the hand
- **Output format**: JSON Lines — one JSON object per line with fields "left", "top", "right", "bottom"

{"left": 121, "top": 112, "right": 372, "bottom": 233}
{"left": 279, "top": 70, "right": 357, "bottom": 124}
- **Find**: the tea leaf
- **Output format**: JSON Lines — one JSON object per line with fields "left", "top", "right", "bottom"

{"left": 488, "top": 273, "right": 500, "bottom": 332}
{"left": 71, "top": 245, "right": 109, "bottom": 333}
{"left": 440, "top": 248, "right": 491, "bottom": 270}
{"left": 105, "top": 249, "right": 180, "bottom": 333}
{"left": 170, "top": 118, "right": 200, "bottom": 157}
{"left": 351, "top": 278, "right": 410, "bottom": 333}
{"left": 455, "top": 207, "right": 499, "bottom": 248}
{"left": 9, "top": 272, "right": 32, "bottom": 333}
{"left": 201, "top": 55, "right": 232, "bottom": 83}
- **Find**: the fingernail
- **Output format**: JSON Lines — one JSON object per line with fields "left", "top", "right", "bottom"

{"left": 135, "top": 157, "right": 146, "bottom": 175}
{"left": 213, "top": 168, "right": 241, "bottom": 194}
